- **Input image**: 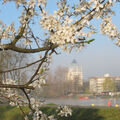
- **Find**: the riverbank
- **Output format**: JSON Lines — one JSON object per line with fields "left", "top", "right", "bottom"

{"left": 0, "top": 105, "right": 120, "bottom": 120}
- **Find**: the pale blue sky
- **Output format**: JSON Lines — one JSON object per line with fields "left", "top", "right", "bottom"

{"left": 0, "top": 1, "right": 120, "bottom": 80}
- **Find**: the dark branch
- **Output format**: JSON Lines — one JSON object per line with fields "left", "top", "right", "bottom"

{"left": 0, "top": 44, "right": 58, "bottom": 53}
{"left": 0, "top": 84, "right": 34, "bottom": 90}
{"left": 26, "top": 50, "right": 49, "bottom": 85}
{"left": 22, "top": 88, "right": 34, "bottom": 112}
{"left": 0, "top": 58, "right": 43, "bottom": 73}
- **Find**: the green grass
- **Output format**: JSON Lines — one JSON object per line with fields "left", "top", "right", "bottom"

{"left": 0, "top": 105, "right": 29, "bottom": 120}
{"left": 0, "top": 105, "right": 120, "bottom": 120}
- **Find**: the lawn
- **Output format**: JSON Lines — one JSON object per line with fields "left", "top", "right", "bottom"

{"left": 0, "top": 105, "right": 120, "bottom": 120}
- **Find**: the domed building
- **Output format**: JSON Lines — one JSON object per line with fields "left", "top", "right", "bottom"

{"left": 66, "top": 59, "right": 83, "bottom": 94}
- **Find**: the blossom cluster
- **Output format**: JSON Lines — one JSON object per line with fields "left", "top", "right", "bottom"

{"left": 100, "top": 16, "right": 120, "bottom": 46}
{"left": 26, "top": 97, "right": 57, "bottom": 120}
{"left": 1, "top": 0, "right": 119, "bottom": 50}
{"left": 38, "top": 0, "right": 120, "bottom": 53}
{"left": 0, "top": 22, "right": 16, "bottom": 40}
{"left": 31, "top": 75, "right": 46, "bottom": 89}
{"left": 57, "top": 105, "right": 72, "bottom": 117}
{"left": 0, "top": 78, "right": 24, "bottom": 106}
{"left": 39, "top": 8, "right": 93, "bottom": 45}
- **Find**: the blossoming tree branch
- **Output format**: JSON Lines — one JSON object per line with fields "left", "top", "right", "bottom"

{"left": 0, "top": 0, "right": 120, "bottom": 119}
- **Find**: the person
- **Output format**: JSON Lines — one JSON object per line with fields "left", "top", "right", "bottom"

{"left": 107, "top": 100, "right": 111, "bottom": 107}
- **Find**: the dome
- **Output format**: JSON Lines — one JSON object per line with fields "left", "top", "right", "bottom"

{"left": 69, "top": 59, "right": 81, "bottom": 73}
{"left": 72, "top": 59, "right": 77, "bottom": 64}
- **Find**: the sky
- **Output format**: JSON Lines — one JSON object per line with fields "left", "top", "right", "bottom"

{"left": 0, "top": 1, "right": 120, "bottom": 80}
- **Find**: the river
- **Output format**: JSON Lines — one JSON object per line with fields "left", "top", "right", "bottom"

{"left": 45, "top": 98, "right": 120, "bottom": 107}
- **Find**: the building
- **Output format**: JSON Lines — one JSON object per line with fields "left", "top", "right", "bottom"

{"left": 89, "top": 74, "right": 120, "bottom": 94}
{"left": 66, "top": 59, "right": 83, "bottom": 94}
{"left": 90, "top": 76, "right": 105, "bottom": 93}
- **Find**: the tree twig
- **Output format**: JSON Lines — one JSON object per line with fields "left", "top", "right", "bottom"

{"left": 0, "top": 84, "right": 34, "bottom": 90}
{"left": 26, "top": 50, "right": 49, "bottom": 85}
{"left": 22, "top": 88, "right": 34, "bottom": 112}
{"left": 0, "top": 58, "right": 43, "bottom": 73}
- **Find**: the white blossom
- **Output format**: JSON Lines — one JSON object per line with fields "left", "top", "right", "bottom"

{"left": 24, "top": 116, "right": 29, "bottom": 120}
{"left": 23, "top": 40, "right": 32, "bottom": 46}
{"left": 37, "top": 0, "right": 47, "bottom": 7}
{"left": 27, "top": 0, "right": 35, "bottom": 8}
{"left": 48, "top": 115, "right": 56, "bottom": 120}
{"left": 57, "top": 106, "right": 72, "bottom": 117}
{"left": 100, "top": 16, "right": 119, "bottom": 40}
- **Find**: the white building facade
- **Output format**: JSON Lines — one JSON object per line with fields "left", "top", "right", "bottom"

{"left": 66, "top": 60, "right": 83, "bottom": 93}
{"left": 90, "top": 74, "right": 120, "bottom": 94}
{"left": 90, "top": 77, "right": 105, "bottom": 93}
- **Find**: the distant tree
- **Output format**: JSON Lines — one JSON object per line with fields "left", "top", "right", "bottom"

{"left": 82, "top": 81, "right": 90, "bottom": 94}
{"left": 42, "top": 66, "right": 68, "bottom": 97}
{"left": 0, "top": 50, "right": 28, "bottom": 83}
{"left": 103, "top": 78, "right": 115, "bottom": 92}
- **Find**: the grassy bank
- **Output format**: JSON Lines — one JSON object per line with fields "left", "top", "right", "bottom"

{"left": 0, "top": 105, "right": 120, "bottom": 120}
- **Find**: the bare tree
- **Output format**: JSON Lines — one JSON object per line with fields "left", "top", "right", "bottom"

{"left": 41, "top": 66, "right": 68, "bottom": 97}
